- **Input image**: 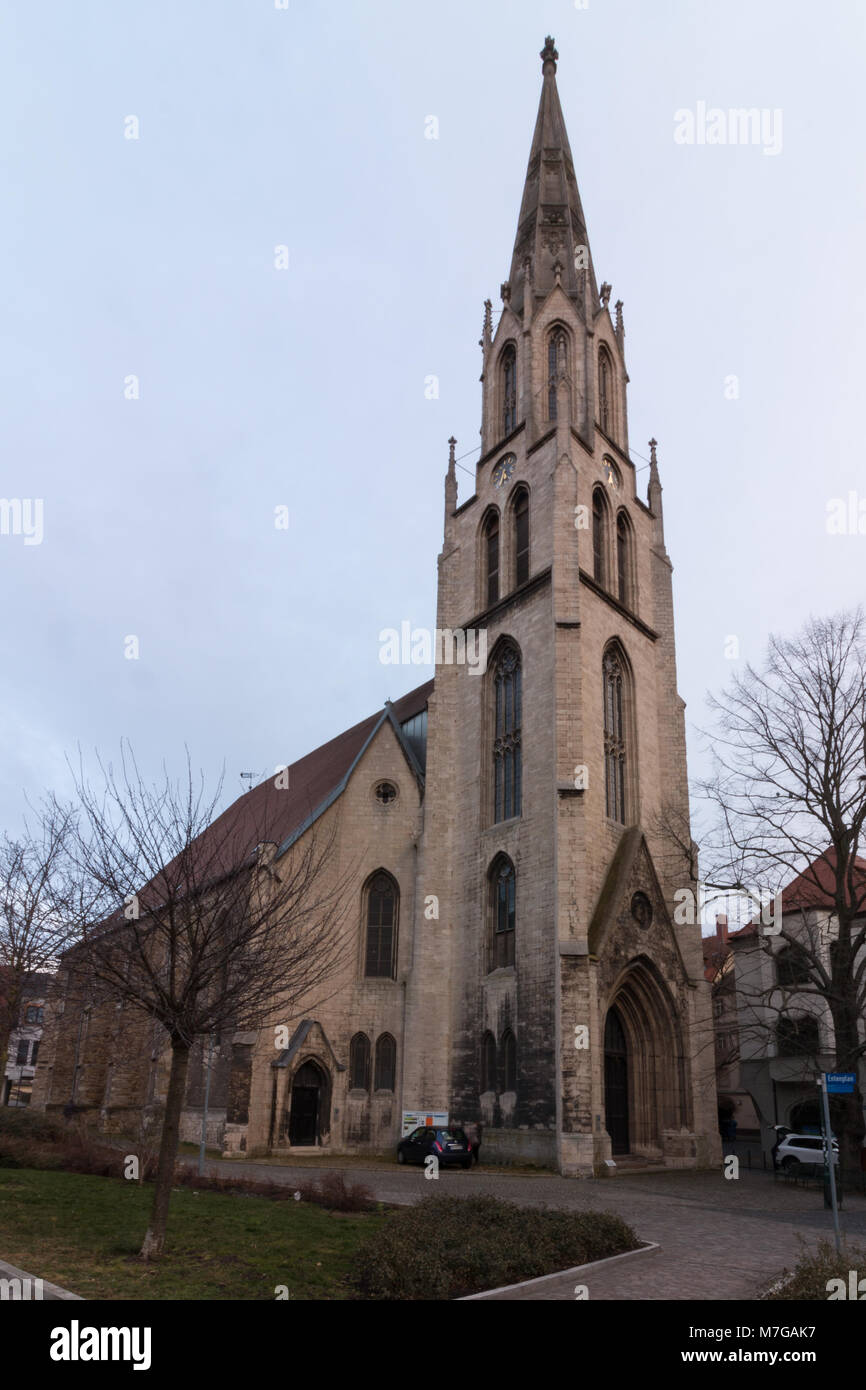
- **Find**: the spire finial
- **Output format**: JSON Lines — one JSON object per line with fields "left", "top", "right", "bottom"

{"left": 480, "top": 298, "right": 492, "bottom": 350}
{"left": 614, "top": 299, "right": 625, "bottom": 347}
{"left": 647, "top": 438, "right": 664, "bottom": 540}
{"left": 448, "top": 436, "right": 457, "bottom": 469}
{"left": 540, "top": 36, "right": 558, "bottom": 75}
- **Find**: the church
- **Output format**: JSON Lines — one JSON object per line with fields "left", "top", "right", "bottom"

{"left": 33, "top": 38, "right": 721, "bottom": 1175}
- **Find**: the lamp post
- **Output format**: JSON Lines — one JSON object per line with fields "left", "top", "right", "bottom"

{"left": 817, "top": 1074, "right": 842, "bottom": 1255}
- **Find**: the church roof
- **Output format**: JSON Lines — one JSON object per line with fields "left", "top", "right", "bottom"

{"left": 195, "top": 678, "right": 434, "bottom": 867}
{"left": 506, "top": 36, "right": 601, "bottom": 318}
{"left": 68, "top": 680, "right": 434, "bottom": 946}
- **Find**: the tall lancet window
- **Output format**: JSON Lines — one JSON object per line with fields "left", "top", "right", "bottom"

{"left": 513, "top": 487, "right": 530, "bottom": 587}
{"left": 484, "top": 510, "right": 500, "bottom": 606}
{"left": 603, "top": 647, "right": 627, "bottom": 824}
{"left": 493, "top": 644, "right": 522, "bottom": 822}
{"left": 548, "top": 328, "right": 567, "bottom": 420}
{"left": 489, "top": 855, "right": 516, "bottom": 970}
{"left": 365, "top": 871, "right": 398, "bottom": 978}
{"left": 616, "top": 511, "right": 631, "bottom": 607}
{"left": 502, "top": 346, "right": 517, "bottom": 435}
{"left": 598, "top": 346, "right": 613, "bottom": 435}
{"left": 592, "top": 488, "right": 607, "bottom": 586}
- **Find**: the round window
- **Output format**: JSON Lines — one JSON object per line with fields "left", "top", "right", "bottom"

{"left": 375, "top": 782, "right": 398, "bottom": 806}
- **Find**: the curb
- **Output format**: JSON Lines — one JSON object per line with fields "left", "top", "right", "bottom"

{"left": 456, "top": 1240, "right": 661, "bottom": 1300}
{"left": 0, "top": 1258, "right": 83, "bottom": 1301}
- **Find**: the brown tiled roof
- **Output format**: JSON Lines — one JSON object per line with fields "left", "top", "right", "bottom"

{"left": 79, "top": 680, "right": 434, "bottom": 937}
{"left": 729, "top": 849, "right": 866, "bottom": 941}
{"left": 196, "top": 679, "right": 434, "bottom": 871}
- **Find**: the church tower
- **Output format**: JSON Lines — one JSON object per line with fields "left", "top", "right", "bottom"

{"left": 404, "top": 37, "right": 720, "bottom": 1174}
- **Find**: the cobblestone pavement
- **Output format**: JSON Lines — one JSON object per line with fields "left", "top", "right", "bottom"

{"left": 180, "top": 1154, "right": 866, "bottom": 1300}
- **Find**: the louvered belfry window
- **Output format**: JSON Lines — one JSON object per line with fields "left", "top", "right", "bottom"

{"left": 514, "top": 488, "right": 529, "bottom": 587}
{"left": 599, "top": 347, "right": 612, "bottom": 433}
{"left": 503, "top": 347, "right": 517, "bottom": 435}
{"left": 548, "top": 329, "right": 566, "bottom": 420}
{"left": 485, "top": 511, "right": 500, "bottom": 606}
{"left": 616, "top": 512, "right": 629, "bottom": 605}
{"left": 593, "top": 490, "right": 606, "bottom": 585}
{"left": 493, "top": 646, "right": 522, "bottom": 822}
{"left": 603, "top": 649, "right": 627, "bottom": 824}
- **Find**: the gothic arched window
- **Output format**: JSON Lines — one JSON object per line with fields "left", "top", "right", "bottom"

{"left": 776, "top": 945, "right": 812, "bottom": 988}
{"left": 483, "top": 509, "right": 500, "bottom": 607}
{"left": 349, "top": 1032, "right": 371, "bottom": 1090}
{"left": 493, "top": 644, "right": 522, "bottom": 823}
{"left": 776, "top": 1015, "right": 820, "bottom": 1058}
{"left": 592, "top": 488, "right": 608, "bottom": 586}
{"left": 548, "top": 327, "right": 567, "bottom": 420}
{"left": 512, "top": 487, "right": 530, "bottom": 588}
{"left": 603, "top": 646, "right": 628, "bottom": 824}
{"left": 598, "top": 346, "right": 613, "bottom": 434}
{"left": 374, "top": 1033, "right": 396, "bottom": 1091}
{"left": 502, "top": 345, "right": 517, "bottom": 436}
{"left": 489, "top": 855, "right": 516, "bottom": 970}
{"left": 365, "top": 872, "right": 398, "bottom": 979}
{"left": 616, "top": 510, "right": 632, "bottom": 607}
{"left": 501, "top": 1028, "right": 517, "bottom": 1092}
{"left": 481, "top": 1032, "right": 497, "bottom": 1092}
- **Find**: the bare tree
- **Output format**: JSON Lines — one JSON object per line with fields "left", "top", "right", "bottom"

{"left": 0, "top": 804, "right": 89, "bottom": 1080}
{"left": 696, "top": 610, "right": 866, "bottom": 1177}
{"left": 60, "top": 746, "right": 354, "bottom": 1259}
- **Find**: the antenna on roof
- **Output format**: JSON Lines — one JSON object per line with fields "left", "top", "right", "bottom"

{"left": 240, "top": 771, "right": 264, "bottom": 792}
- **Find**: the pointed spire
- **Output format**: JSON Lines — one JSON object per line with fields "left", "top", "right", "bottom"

{"left": 480, "top": 298, "right": 492, "bottom": 352}
{"left": 648, "top": 436, "right": 660, "bottom": 481}
{"left": 507, "top": 38, "right": 600, "bottom": 318}
{"left": 445, "top": 436, "right": 457, "bottom": 530}
{"left": 648, "top": 437, "right": 665, "bottom": 544}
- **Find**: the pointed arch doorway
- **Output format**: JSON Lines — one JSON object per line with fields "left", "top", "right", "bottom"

{"left": 604, "top": 1006, "right": 630, "bottom": 1154}
{"left": 288, "top": 1060, "right": 329, "bottom": 1146}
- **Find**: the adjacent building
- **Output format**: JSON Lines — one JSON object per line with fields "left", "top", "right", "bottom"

{"left": 2, "top": 974, "right": 50, "bottom": 1108}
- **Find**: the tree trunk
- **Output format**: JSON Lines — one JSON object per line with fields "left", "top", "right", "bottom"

{"left": 0, "top": 978, "right": 24, "bottom": 1091}
{"left": 0, "top": 1026, "right": 11, "bottom": 1089}
{"left": 830, "top": 994, "right": 865, "bottom": 1184}
{"left": 140, "top": 1042, "right": 189, "bottom": 1260}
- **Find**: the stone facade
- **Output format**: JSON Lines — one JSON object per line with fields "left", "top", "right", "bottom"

{"left": 32, "top": 37, "right": 721, "bottom": 1175}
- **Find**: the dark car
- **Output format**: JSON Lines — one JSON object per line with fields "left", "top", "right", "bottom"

{"left": 396, "top": 1126, "right": 472, "bottom": 1169}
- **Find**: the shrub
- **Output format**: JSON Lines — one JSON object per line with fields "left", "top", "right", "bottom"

{"left": 0, "top": 1107, "right": 70, "bottom": 1145}
{"left": 764, "top": 1238, "right": 866, "bottom": 1300}
{"left": 352, "top": 1194, "right": 640, "bottom": 1299}
{"left": 295, "top": 1170, "right": 376, "bottom": 1213}
{"left": 172, "top": 1164, "right": 375, "bottom": 1212}
{"left": 0, "top": 1107, "right": 128, "bottom": 1177}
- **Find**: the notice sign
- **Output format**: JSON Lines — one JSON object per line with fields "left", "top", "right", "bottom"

{"left": 402, "top": 1110, "right": 448, "bottom": 1136}
{"left": 825, "top": 1072, "right": 857, "bottom": 1094}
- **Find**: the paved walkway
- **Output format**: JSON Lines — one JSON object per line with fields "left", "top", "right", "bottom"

{"left": 180, "top": 1154, "right": 866, "bottom": 1300}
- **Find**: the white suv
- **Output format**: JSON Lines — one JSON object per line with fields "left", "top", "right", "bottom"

{"left": 775, "top": 1133, "right": 838, "bottom": 1171}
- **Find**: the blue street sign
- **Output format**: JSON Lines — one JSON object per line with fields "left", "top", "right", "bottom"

{"left": 825, "top": 1072, "right": 857, "bottom": 1094}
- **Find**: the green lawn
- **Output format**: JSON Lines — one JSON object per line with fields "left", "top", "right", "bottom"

{"left": 0, "top": 1168, "right": 383, "bottom": 1300}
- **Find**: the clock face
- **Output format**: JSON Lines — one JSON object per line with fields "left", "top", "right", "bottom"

{"left": 493, "top": 455, "right": 515, "bottom": 488}
{"left": 605, "top": 459, "right": 620, "bottom": 490}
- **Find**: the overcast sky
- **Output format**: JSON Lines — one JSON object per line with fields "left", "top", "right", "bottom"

{"left": 1, "top": 0, "right": 864, "bottom": 853}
